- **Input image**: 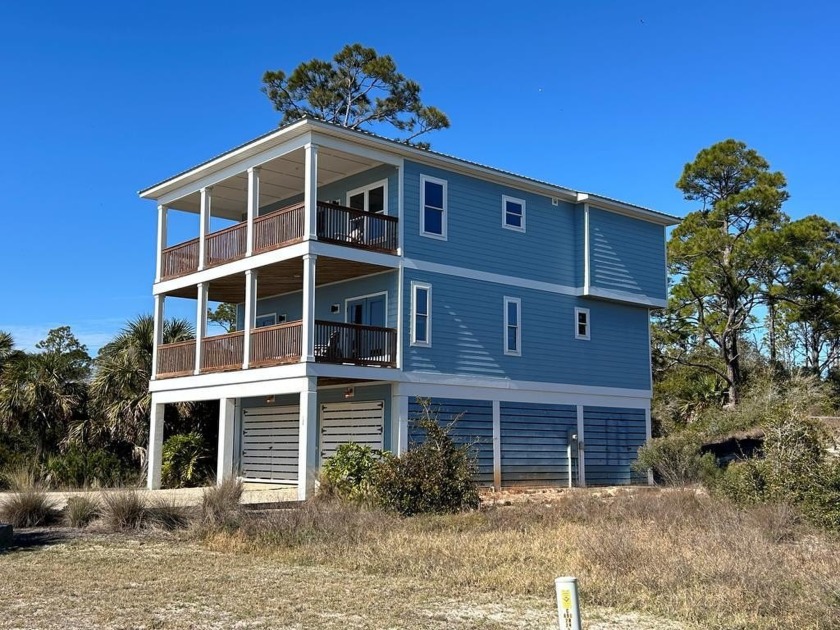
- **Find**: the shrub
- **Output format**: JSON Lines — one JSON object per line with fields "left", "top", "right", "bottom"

{"left": 65, "top": 495, "right": 100, "bottom": 528}
{"left": 374, "top": 400, "right": 479, "bottom": 516}
{"left": 320, "top": 443, "right": 380, "bottom": 503}
{"left": 100, "top": 489, "right": 147, "bottom": 531}
{"left": 0, "top": 488, "right": 60, "bottom": 527}
{"left": 162, "top": 433, "right": 209, "bottom": 489}
{"left": 44, "top": 447, "right": 134, "bottom": 489}
{"left": 202, "top": 478, "right": 243, "bottom": 527}
{"left": 147, "top": 497, "right": 191, "bottom": 530}
{"left": 634, "top": 432, "right": 717, "bottom": 486}
{"left": 0, "top": 464, "right": 37, "bottom": 492}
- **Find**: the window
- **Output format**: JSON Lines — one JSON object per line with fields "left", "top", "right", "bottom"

{"left": 256, "top": 313, "right": 277, "bottom": 328}
{"left": 411, "top": 282, "right": 432, "bottom": 346}
{"left": 502, "top": 195, "right": 526, "bottom": 232}
{"left": 504, "top": 297, "right": 521, "bottom": 356}
{"left": 347, "top": 180, "right": 387, "bottom": 214}
{"left": 420, "top": 175, "right": 447, "bottom": 239}
{"left": 575, "top": 307, "right": 590, "bottom": 340}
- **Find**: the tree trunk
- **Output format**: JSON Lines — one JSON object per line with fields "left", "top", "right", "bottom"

{"left": 768, "top": 300, "right": 777, "bottom": 364}
{"left": 725, "top": 334, "right": 742, "bottom": 406}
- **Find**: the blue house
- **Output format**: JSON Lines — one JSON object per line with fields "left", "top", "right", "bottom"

{"left": 139, "top": 118, "right": 678, "bottom": 498}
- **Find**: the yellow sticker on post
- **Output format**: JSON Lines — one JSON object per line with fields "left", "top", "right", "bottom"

{"left": 560, "top": 589, "right": 572, "bottom": 610}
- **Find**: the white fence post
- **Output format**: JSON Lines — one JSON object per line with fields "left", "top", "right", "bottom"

{"left": 555, "top": 576, "right": 582, "bottom": 630}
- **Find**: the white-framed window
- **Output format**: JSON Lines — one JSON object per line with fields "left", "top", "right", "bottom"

{"left": 346, "top": 179, "right": 388, "bottom": 215}
{"left": 411, "top": 282, "right": 432, "bottom": 346}
{"left": 420, "top": 175, "right": 447, "bottom": 239}
{"left": 575, "top": 307, "right": 590, "bottom": 340}
{"left": 256, "top": 313, "right": 277, "bottom": 328}
{"left": 502, "top": 195, "right": 526, "bottom": 232}
{"left": 504, "top": 297, "right": 521, "bottom": 356}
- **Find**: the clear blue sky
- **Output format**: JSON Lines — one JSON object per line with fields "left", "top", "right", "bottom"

{"left": 1, "top": 1, "right": 837, "bottom": 353}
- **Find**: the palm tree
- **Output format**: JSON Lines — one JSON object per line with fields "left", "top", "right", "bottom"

{"left": 89, "top": 315, "right": 193, "bottom": 462}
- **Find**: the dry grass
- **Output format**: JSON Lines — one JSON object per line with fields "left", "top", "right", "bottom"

{"left": 64, "top": 494, "right": 100, "bottom": 528}
{"left": 0, "top": 487, "right": 60, "bottom": 527}
{"left": 201, "top": 490, "right": 840, "bottom": 629}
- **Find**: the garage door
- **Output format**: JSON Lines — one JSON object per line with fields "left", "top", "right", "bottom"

{"left": 241, "top": 406, "right": 299, "bottom": 482}
{"left": 320, "top": 401, "right": 385, "bottom": 461}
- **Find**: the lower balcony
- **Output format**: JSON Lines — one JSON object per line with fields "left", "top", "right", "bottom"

{"left": 156, "top": 320, "right": 397, "bottom": 379}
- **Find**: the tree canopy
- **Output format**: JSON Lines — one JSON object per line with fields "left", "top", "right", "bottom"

{"left": 262, "top": 44, "right": 450, "bottom": 148}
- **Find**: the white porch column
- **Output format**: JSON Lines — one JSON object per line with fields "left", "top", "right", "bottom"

{"left": 242, "top": 269, "right": 257, "bottom": 369}
{"left": 391, "top": 394, "right": 409, "bottom": 455}
{"left": 151, "top": 294, "right": 165, "bottom": 380}
{"left": 304, "top": 143, "right": 318, "bottom": 241}
{"left": 198, "top": 186, "right": 212, "bottom": 270}
{"left": 576, "top": 405, "right": 586, "bottom": 488}
{"left": 147, "top": 401, "right": 165, "bottom": 490}
{"left": 155, "top": 204, "right": 168, "bottom": 282}
{"left": 298, "top": 376, "right": 318, "bottom": 500}
{"left": 246, "top": 167, "right": 260, "bottom": 256}
{"left": 217, "top": 397, "right": 236, "bottom": 485}
{"left": 301, "top": 254, "right": 317, "bottom": 363}
{"left": 194, "top": 282, "right": 208, "bottom": 375}
{"left": 492, "top": 400, "right": 501, "bottom": 490}
{"left": 645, "top": 405, "right": 654, "bottom": 486}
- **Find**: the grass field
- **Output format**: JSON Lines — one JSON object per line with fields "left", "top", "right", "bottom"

{"left": 1, "top": 488, "right": 838, "bottom": 629}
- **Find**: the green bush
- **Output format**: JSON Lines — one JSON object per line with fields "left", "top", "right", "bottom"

{"left": 634, "top": 432, "right": 717, "bottom": 486}
{"left": 161, "top": 432, "right": 209, "bottom": 489}
{"left": 0, "top": 488, "right": 60, "bottom": 527}
{"left": 320, "top": 443, "right": 381, "bottom": 503}
{"left": 65, "top": 495, "right": 100, "bottom": 528}
{"left": 374, "top": 400, "right": 479, "bottom": 516}
{"left": 44, "top": 447, "right": 134, "bottom": 489}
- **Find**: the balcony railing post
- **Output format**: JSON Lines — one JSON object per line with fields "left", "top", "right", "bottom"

{"left": 243, "top": 269, "right": 257, "bottom": 369}
{"left": 198, "top": 187, "right": 212, "bottom": 271}
{"left": 151, "top": 294, "right": 165, "bottom": 379}
{"left": 155, "top": 205, "right": 168, "bottom": 283}
{"left": 304, "top": 144, "right": 318, "bottom": 242}
{"left": 301, "top": 254, "right": 317, "bottom": 362}
{"left": 194, "top": 282, "right": 208, "bottom": 375}
{"left": 246, "top": 166, "right": 260, "bottom": 256}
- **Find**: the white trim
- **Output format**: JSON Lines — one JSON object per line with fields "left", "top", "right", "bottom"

{"left": 195, "top": 282, "right": 208, "bottom": 375}
{"left": 501, "top": 195, "right": 526, "bottom": 233}
{"left": 397, "top": 162, "right": 405, "bottom": 257}
{"left": 576, "top": 405, "right": 586, "bottom": 487}
{"left": 344, "top": 291, "right": 389, "bottom": 327}
{"left": 155, "top": 205, "right": 167, "bottom": 283}
{"left": 503, "top": 296, "right": 522, "bottom": 356}
{"left": 304, "top": 143, "right": 318, "bottom": 241}
{"left": 198, "top": 187, "right": 211, "bottom": 271}
{"left": 420, "top": 174, "right": 448, "bottom": 240}
{"left": 346, "top": 178, "right": 389, "bottom": 215}
{"left": 309, "top": 131, "right": 404, "bottom": 167}
{"left": 396, "top": 263, "right": 404, "bottom": 369}
{"left": 584, "top": 286, "right": 667, "bottom": 309}
{"left": 583, "top": 203, "right": 591, "bottom": 293}
{"left": 246, "top": 167, "right": 260, "bottom": 257}
{"left": 575, "top": 307, "right": 590, "bottom": 341}
{"left": 255, "top": 312, "right": 277, "bottom": 328}
{"left": 410, "top": 281, "right": 432, "bottom": 347}
{"left": 240, "top": 269, "right": 396, "bottom": 304}
{"left": 301, "top": 253, "right": 316, "bottom": 362}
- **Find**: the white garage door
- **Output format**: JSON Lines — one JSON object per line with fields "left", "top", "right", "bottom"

{"left": 320, "top": 401, "right": 385, "bottom": 461}
{"left": 241, "top": 406, "right": 299, "bottom": 482}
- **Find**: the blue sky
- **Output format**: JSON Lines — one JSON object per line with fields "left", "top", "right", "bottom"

{"left": 1, "top": 1, "right": 837, "bottom": 353}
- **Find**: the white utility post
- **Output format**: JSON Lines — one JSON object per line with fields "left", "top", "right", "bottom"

{"left": 155, "top": 204, "right": 168, "bottom": 282}
{"left": 576, "top": 405, "right": 586, "bottom": 488}
{"left": 301, "top": 254, "right": 317, "bottom": 363}
{"left": 194, "top": 282, "right": 208, "bottom": 375}
{"left": 555, "top": 577, "right": 582, "bottom": 630}
{"left": 391, "top": 393, "right": 409, "bottom": 455}
{"left": 492, "top": 400, "right": 502, "bottom": 490}
{"left": 147, "top": 402, "right": 165, "bottom": 490}
{"left": 198, "top": 186, "right": 212, "bottom": 270}
{"left": 298, "top": 376, "right": 318, "bottom": 500}
{"left": 242, "top": 269, "right": 257, "bottom": 369}
{"left": 246, "top": 167, "right": 260, "bottom": 256}
{"left": 217, "top": 398, "right": 236, "bottom": 485}
{"left": 304, "top": 144, "right": 318, "bottom": 241}
{"left": 151, "top": 294, "right": 165, "bottom": 380}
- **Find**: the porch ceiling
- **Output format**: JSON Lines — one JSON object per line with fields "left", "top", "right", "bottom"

{"left": 167, "top": 256, "right": 390, "bottom": 303}
{"left": 168, "top": 147, "right": 381, "bottom": 220}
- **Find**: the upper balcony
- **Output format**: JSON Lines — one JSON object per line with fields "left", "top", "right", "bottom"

{"left": 160, "top": 201, "right": 398, "bottom": 281}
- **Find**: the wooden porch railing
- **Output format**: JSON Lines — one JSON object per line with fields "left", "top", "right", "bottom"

{"left": 250, "top": 321, "right": 302, "bottom": 367}
{"left": 317, "top": 202, "right": 398, "bottom": 254}
{"left": 253, "top": 202, "right": 305, "bottom": 253}
{"left": 157, "top": 340, "right": 196, "bottom": 378}
{"left": 200, "top": 331, "right": 244, "bottom": 372}
{"left": 206, "top": 223, "right": 247, "bottom": 268}
{"left": 314, "top": 320, "right": 397, "bottom": 367}
{"left": 160, "top": 239, "right": 200, "bottom": 280}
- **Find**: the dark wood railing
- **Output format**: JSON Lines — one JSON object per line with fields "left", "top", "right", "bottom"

{"left": 314, "top": 320, "right": 397, "bottom": 367}
{"left": 158, "top": 201, "right": 397, "bottom": 281}
{"left": 157, "top": 340, "right": 196, "bottom": 378}
{"left": 201, "top": 331, "right": 244, "bottom": 372}
{"left": 250, "top": 322, "right": 302, "bottom": 367}
{"left": 317, "top": 202, "right": 398, "bottom": 254}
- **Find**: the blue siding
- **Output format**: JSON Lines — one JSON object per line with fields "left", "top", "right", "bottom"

{"left": 237, "top": 271, "right": 398, "bottom": 330}
{"left": 500, "top": 402, "right": 578, "bottom": 487}
{"left": 403, "top": 269, "right": 652, "bottom": 390}
{"left": 260, "top": 165, "right": 398, "bottom": 217}
{"left": 408, "top": 398, "right": 493, "bottom": 486}
{"left": 589, "top": 207, "right": 666, "bottom": 300}
{"left": 583, "top": 406, "right": 647, "bottom": 486}
{"left": 402, "top": 161, "right": 578, "bottom": 286}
